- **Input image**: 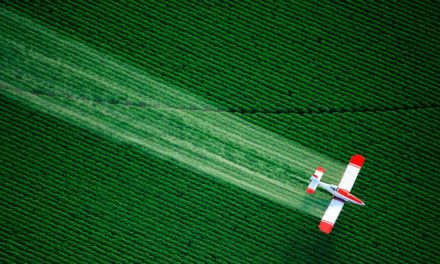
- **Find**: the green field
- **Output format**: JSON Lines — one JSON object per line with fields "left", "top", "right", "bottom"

{"left": 1, "top": 1, "right": 439, "bottom": 263}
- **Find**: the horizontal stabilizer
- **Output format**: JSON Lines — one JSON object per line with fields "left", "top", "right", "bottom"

{"left": 306, "top": 167, "right": 325, "bottom": 194}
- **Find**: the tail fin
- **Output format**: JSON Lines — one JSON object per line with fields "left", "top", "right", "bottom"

{"left": 306, "top": 167, "right": 325, "bottom": 194}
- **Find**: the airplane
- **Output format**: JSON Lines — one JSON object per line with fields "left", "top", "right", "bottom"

{"left": 306, "top": 154, "right": 365, "bottom": 234}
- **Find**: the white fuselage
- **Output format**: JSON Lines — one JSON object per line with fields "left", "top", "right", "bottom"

{"left": 318, "top": 182, "right": 340, "bottom": 196}
{"left": 318, "top": 182, "right": 364, "bottom": 206}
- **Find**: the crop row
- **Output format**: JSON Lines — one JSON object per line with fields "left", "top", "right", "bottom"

{"left": 0, "top": 98, "right": 262, "bottom": 262}
{"left": 52, "top": 0, "right": 440, "bottom": 88}
{"left": 0, "top": 81, "right": 320, "bottom": 239}
{"left": 0, "top": 94, "right": 324, "bottom": 262}
{"left": 2, "top": 68, "right": 438, "bottom": 262}
{"left": 1, "top": 41, "right": 438, "bottom": 264}
{"left": 2, "top": 4, "right": 436, "bottom": 123}
{"left": 2, "top": 0, "right": 440, "bottom": 263}
{"left": 239, "top": 110, "right": 439, "bottom": 259}
{"left": 3, "top": 68, "right": 436, "bottom": 262}
{"left": 4, "top": 1, "right": 439, "bottom": 115}
{"left": 1, "top": 16, "right": 339, "bottom": 188}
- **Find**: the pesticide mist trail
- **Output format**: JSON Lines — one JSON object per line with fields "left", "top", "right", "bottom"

{"left": 0, "top": 8, "right": 347, "bottom": 218}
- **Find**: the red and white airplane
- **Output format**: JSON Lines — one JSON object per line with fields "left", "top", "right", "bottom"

{"left": 306, "top": 154, "right": 365, "bottom": 234}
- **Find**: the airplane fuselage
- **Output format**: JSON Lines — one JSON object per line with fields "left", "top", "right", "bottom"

{"left": 318, "top": 182, "right": 365, "bottom": 206}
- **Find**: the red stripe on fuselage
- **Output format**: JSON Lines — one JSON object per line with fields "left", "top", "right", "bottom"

{"left": 337, "top": 189, "right": 364, "bottom": 205}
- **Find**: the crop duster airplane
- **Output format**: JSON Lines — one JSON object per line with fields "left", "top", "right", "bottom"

{"left": 307, "top": 154, "right": 365, "bottom": 234}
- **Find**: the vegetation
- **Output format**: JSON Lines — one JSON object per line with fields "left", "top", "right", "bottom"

{"left": 1, "top": 0, "right": 439, "bottom": 263}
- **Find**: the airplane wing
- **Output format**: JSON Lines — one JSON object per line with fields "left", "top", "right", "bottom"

{"left": 319, "top": 198, "right": 345, "bottom": 234}
{"left": 319, "top": 155, "right": 365, "bottom": 234}
{"left": 338, "top": 154, "right": 365, "bottom": 192}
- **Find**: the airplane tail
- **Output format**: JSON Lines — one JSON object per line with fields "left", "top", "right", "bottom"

{"left": 306, "top": 167, "right": 325, "bottom": 194}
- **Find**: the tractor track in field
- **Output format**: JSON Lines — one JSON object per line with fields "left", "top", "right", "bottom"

{"left": 6, "top": 86, "right": 439, "bottom": 116}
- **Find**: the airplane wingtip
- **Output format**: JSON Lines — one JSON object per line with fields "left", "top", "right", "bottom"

{"left": 350, "top": 154, "right": 365, "bottom": 167}
{"left": 306, "top": 188, "right": 315, "bottom": 194}
{"left": 319, "top": 221, "right": 333, "bottom": 234}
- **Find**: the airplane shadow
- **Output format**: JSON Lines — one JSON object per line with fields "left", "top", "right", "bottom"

{"left": 282, "top": 194, "right": 339, "bottom": 264}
